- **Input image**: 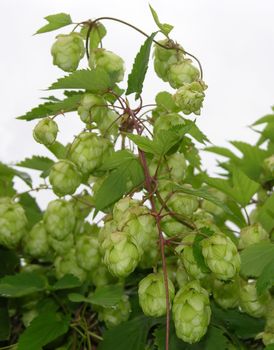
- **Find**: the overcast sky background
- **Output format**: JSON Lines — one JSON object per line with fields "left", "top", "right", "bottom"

{"left": 0, "top": 0, "right": 273, "bottom": 207}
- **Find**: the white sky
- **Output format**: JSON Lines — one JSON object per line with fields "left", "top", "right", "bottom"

{"left": 0, "top": 0, "right": 273, "bottom": 206}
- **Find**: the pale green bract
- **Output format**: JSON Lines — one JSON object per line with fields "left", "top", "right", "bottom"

{"left": 212, "top": 278, "right": 239, "bottom": 309}
{"left": 51, "top": 32, "right": 85, "bottom": 72}
{"left": 138, "top": 273, "right": 175, "bottom": 317}
{"left": 75, "top": 233, "right": 101, "bottom": 271}
{"left": 263, "top": 155, "right": 274, "bottom": 176}
{"left": 77, "top": 93, "right": 106, "bottom": 124}
{"left": 54, "top": 248, "right": 87, "bottom": 282}
{"left": 238, "top": 223, "right": 269, "bottom": 249}
{"left": 48, "top": 233, "right": 74, "bottom": 255}
{"left": 167, "top": 59, "right": 200, "bottom": 89}
{"left": 0, "top": 197, "right": 27, "bottom": 249}
{"left": 172, "top": 280, "right": 211, "bottom": 343}
{"left": 33, "top": 117, "right": 58, "bottom": 146}
{"left": 98, "top": 295, "right": 131, "bottom": 328}
{"left": 49, "top": 160, "right": 82, "bottom": 197}
{"left": 23, "top": 221, "right": 50, "bottom": 258}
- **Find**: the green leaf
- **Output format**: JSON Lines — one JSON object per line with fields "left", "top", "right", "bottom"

{"left": 154, "top": 323, "right": 186, "bottom": 350}
{"left": 100, "top": 150, "right": 137, "bottom": 171}
{"left": 155, "top": 91, "right": 179, "bottom": 113}
{"left": 252, "top": 114, "right": 274, "bottom": 126}
{"left": 211, "top": 303, "right": 265, "bottom": 339}
{"left": 99, "top": 316, "right": 153, "bottom": 350}
{"left": 0, "top": 162, "right": 32, "bottom": 188}
{"left": 265, "top": 345, "right": 274, "bottom": 350}
{"left": 46, "top": 141, "right": 67, "bottom": 159}
{"left": 0, "top": 298, "right": 10, "bottom": 340}
{"left": 51, "top": 274, "right": 82, "bottom": 291}
{"left": 126, "top": 32, "right": 157, "bottom": 99}
{"left": 184, "top": 120, "right": 209, "bottom": 144}
{"left": 240, "top": 242, "right": 274, "bottom": 278}
{"left": 89, "top": 23, "right": 107, "bottom": 50}
{"left": 0, "top": 272, "right": 47, "bottom": 297}
{"left": 126, "top": 134, "right": 156, "bottom": 153}
{"left": 94, "top": 158, "right": 144, "bottom": 210}
{"left": 257, "top": 193, "right": 274, "bottom": 232}
{"left": 49, "top": 68, "right": 112, "bottom": 93}
{"left": 149, "top": 5, "right": 173, "bottom": 36}
{"left": 256, "top": 259, "right": 274, "bottom": 295}
{"left": 204, "top": 146, "right": 238, "bottom": 161}
{"left": 17, "top": 156, "right": 54, "bottom": 172}
{"left": 0, "top": 248, "right": 19, "bottom": 278}
{"left": 17, "top": 93, "right": 83, "bottom": 121}
{"left": 35, "top": 13, "right": 72, "bottom": 34}
{"left": 17, "top": 312, "right": 70, "bottom": 350}
{"left": 18, "top": 193, "right": 43, "bottom": 229}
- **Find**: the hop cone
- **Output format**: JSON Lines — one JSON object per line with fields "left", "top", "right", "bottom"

{"left": 201, "top": 234, "right": 240, "bottom": 280}
{"left": 90, "top": 265, "right": 117, "bottom": 288}
{"left": 33, "top": 117, "right": 58, "bottom": 146}
{"left": 239, "top": 223, "right": 269, "bottom": 249}
{"left": 167, "top": 59, "right": 200, "bottom": 89}
{"left": 98, "top": 295, "right": 131, "bottom": 328}
{"left": 51, "top": 33, "right": 84, "bottom": 72}
{"left": 212, "top": 278, "right": 239, "bottom": 309}
{"left": 54, "top": 248, "right": 87, "bottom": 282}
{"left": 49, "top": 160, "right": 81, "bottom": 197}
{"left": 176, "top": 261, "right": 189, "bottom": 288}
{"left": 138, "top": 273, "right": 175, "bottom": 317}
{"left": 89, "top": 48, "right": 125, "bottom": 82}
{"left": 173, "top": 81, "right": 207, "bottom": 115}
{"left": 172, "top": 280, "right": 211, "bottom": 343}
{"left": 167, "top": 191, "right": 199, "bottom": 217}
{"left": 0, "top": 197, "right": 27, "bottom": 249}
{"left": 23, "top": 221, "right": 49, "bottom": 258}
{"left": 239, "top": 280, "right": 271, "bottom": 318}
{"left": 48, "top": 233, "right": 74, "bottom": 255}
{"left": 160, "top": 213, "right": 191, "bottom": 238}
{"left": 263, "top": 155, "right": 274, "bottom": 176}
{"left": 77, "top": 93, "right": 106, "bottom": 124}
{"left": 112, "top": 197, "right": 144, "bottom": 228}
{"left": 69, "top": 132, "right": 112, "bottom": 175}
{"left": 75, "top": 232, "right": 101, "bottom": 271}
{"left": 102, "top": 231, "right": 140, "bottom": 278}
{"left": 44, "top": 199, "right": 76, "bottom": 240}
{"left": 166, "top": 153, "right": 187, "bottom": 181}
{"left": 98, "top": 220, "right": 118, "bottom": 247}
{"left": 153, "top": 113, "right": 185, "bottom": 135}
{"left": 201, "top": 188, "right": 227, "bottom": 216}
{"left": 263, "top": 302, "right": 274, "bottom": 345}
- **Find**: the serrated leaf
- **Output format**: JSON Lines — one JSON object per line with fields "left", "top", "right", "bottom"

{"left": 204, "top": 146, "right": 238, "bottom": 161}
{"left": 99, "top": 150, "right": 136, "bottom": 171}
{"left": 240, "top": 242, "right": 274, "bottom": 278}
{"left": 18, "top": 193, "right": 43, "bottom": 228}
{"left": 35, "top": 13, "right": 72, "bottom": 34}
{"left": 0, "top": 162, "right": 32, "bottom": 188}
{"left": 155, "top": 91, "right": 179, "bottom": 113}
{"left": 256, "top": 259, "right": 274, "bottom": 295}
{"left": 51, "top": 274, "right": 82, "bottom": 291}
{"left": 98, "top": 316, "right": 153, "bottom": 350}
{"left": 126, "top": 32, "right": 157, "bottom": 99}
{"left": 46, "top": 141, "right": 67, "bottom": 159}
{"left": 184, "top": 119, "right": 209, "bottom": 144}
{"left": 17, "top": 312, "right": 70, "bottom": 350}
{"left": 17, "top": 156, "right": 54, "bottom": 174}
{"left": 0, "top": 272, "right": 47, "bottom": 297}
{"left": 257, "top": 193, "right": 274, "bottom": 232}
{"left": 49, "top": 68, "right": 112, "bottom": 93}
{"left": 0, "top": 298, "right": 10, "bottom": 340}
{"left": 252, "top": 114, "right": 274, "bottom": 126}
{"left": 126, "top": 134, "right": 155, "bottom": 153}
{"left": 17, "top": 93, "right": 83, "bottom": 121}
{"left": 149, "top": 5, "right": 173, "bottom": 36}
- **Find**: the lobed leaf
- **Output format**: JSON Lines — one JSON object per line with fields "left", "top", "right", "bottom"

{"left": 35, "top": 13, "right": 72, "bottom": 34}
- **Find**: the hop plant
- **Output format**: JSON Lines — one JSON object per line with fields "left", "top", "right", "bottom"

{"left": 69, "top": 132, "right": 113, "bottom": 176}
{"left": 138, "top": 273, "right": 175, "bottom": 317}
{"left": 77, "top": 93, "right": 106, "bottom": 124}
{"left": 90, "top": 264, "right": 117, "bottom": 288}
{"left": 173, "top": 81, "right": 207, "bottom": 115}
{"left": 262, "top": 302, "right": 274, "bottom": 345}
{"left": 98, "top": 295, "right": 131, "bottom": 328}
{"left": 102, "top": 231, "right": 141, "bottom": 278}
{"left": 44, "top": 199, "right": 76, "bottom": 240}
{"left": 48, "top": 233, "right": 74, "bottom": 255}
{"left": 263, "top": 155, "right": 274, "bottom": 176}
{"left": 49, "top": 160, "right": 82, "bottom": 197}
{"left": 54, "top": 248, "right": 87, "bottom": 282}
{"left": 212, "top": 278, "right": 239, "bottom": 309}
{"left": 201, "top": 234, "right": 240, "bottom": 280}
{"left": 175, "top": 261, "right": 189, "bottom": 288}
{"left": 51, "top": 33, "right": 84, "bottom": 72}
{"left": 172, "top": 280, "right": 211, "bottom": 343}
{"left": 166, "top": 191, "right": 199, "bottom": 217}
{"left": 167, "top": 59, "right": 200, "bottom": 89}
{"left": 153, "top": 113, "right": 185, "bottom": 135}
{"left": 33, "top": 117, "right": 58, "bottom": 146}
{"left": 238, "top": 223, "right": 269, "bottom": 249}
{"left": 89, "top": 48, "right": 125, "bottom": 82}
{"left": 23, "top": 221, "right": 49, "bottom": 258}
{"left": 201, "top": 188, "right": 227, "bottom": 216}
{"left": 75, "top": 231, "right": 101, "bottom": 271}
{"left": 0, "top": 197, "right": 27, "bottom": 249}
{"left": 239, "top": 279, "right": 271, "bottom": 318}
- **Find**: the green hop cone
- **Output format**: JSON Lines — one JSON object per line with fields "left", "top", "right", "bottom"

{"left": 201, "top": 234, "right": 240, "bottom": 280}
{"left": 262, "top": 302, "right": 274, "bottom": 345}
{"left": 212, "top": 278, "right": 239, "bottom": 309}
{"left": 102, "top": 231, "right": 141, "bottom": 278}
{"left": 173, "top": 81, "right": 207, "bottom": 115}
{"left": 98, "top": 294, "right": 131, "bottom": 328}
{"left": 75, "top": 232, "right": 101, "bottom": 271}
{"left": 239, "top": 223, "right": 269, "bottom": 249}
{"left": 239, "top": 279, "right": 271, "bottom": 318}
{"left": 112, "top": 197, "right": 144, "bottom": 228}
{"left": 167, "top": 59, "right": 200, "bottom": 89}
{"left": 95, "top": 109, "right": 119, "bottom": 137}
{"left": 89, "top": 48, "right": 125, "bottom": 82}
{"left": 77, "top": 93, "right": 106, "bottom": 124}
{"left": 71, "top": 190, "right": 94, "bottom": 220}
{"left": 172, "top": 280, "right": 211, "bottom": 344}
{"left": 263, "top": 155, "right": 274, "bottom": 176}
{"left": 54, "top": 248, "right": 87, "bottom": 282}
{"left": 160, "top": 213, "right": 191, "bottom": 238}
{"left": 201, "top": 188, "right": 227, "bottom": 217}
{"left": 179, "top": 234, "right": 208, "bottom": 280}
{"left": 166, "top": 153, "right": 187, "bottom": 182}
{"left": 48, "top": 233, "right": 74, "bottom": 255}
{"left": 51, "top": 33, "right": 84, "bottom": 72}
{"left": 0, "top": 197, "right": 27, "bottom": 249}
{"left": 90, "top": 264, "right": 117, "bottom": 288}
{"left": 49, "top": 160, "right": 81, "bottom": 197}
{"left": 138, "top": 273, "right": 175, "bottom": 317}
{"left": 23, "top": 221, "right": 49, "bottom": 258}
{"left": 176, "top": 261, "right": 189, "bottom": 288}
{"left": 153, "top": 113, "right": 185, "bottom": 135}
{"left": 167, "top": 191, "right": 199, "bottom": 217}
{"left": 69, "top": 132, "right": 113, "bottom": 176}
{"left": 33, "top": 117, "right": 58, "bottom": 146}
{"left": 44, "top": 199, "right": 76, "bottom": 240}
